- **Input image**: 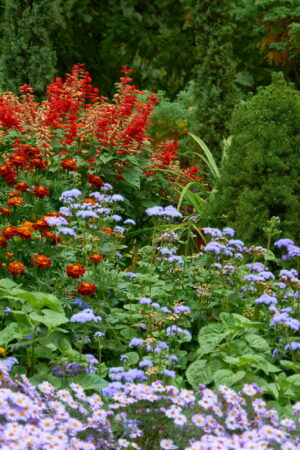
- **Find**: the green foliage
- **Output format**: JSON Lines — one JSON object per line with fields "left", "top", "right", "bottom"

{"left": 207, "top": 73, "right": 300, "bottom": 243}
{"left": 0, "top": 0, "right": 57, "bottom": 95}
{"left": 182, "top": 0, "right": 239, "bottom": 158}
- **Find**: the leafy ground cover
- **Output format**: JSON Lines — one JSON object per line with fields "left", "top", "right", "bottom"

{"left": 0, "top": 67, "right": 300, "bottom": 449}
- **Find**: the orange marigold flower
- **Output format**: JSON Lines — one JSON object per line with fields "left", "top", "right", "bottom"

{"left": 30, "top": 158, "right": 48, "bottom": 170}
{"left": 66, "top": 264, "right": 86, "bottom": 279}
{"left": 0, "top": 347, "right": 6, "bottom": 357}
{"left": 9, "top": 155, "right": 26, "bottom": 167}
{"left": 42, "top": 231, "right": 62, "bottom": 245}
{"left": 101, "top": 227, "right": 114, "bottom": 235}
{"left": 0, "top": 165, "right": 11, "bottom": 176}
{"left": 87, "top": 174, "right": 105, "bottom": 187}
{"left": 9, "top": 261, "right": 25, "bottom": 276}
{"left": 8, "top": 196, "right": 23, "bottom": 207}
{"left": 31, "top": 254, "right": 51, "bottom": 269}
{"left": 2, "top": 226, "right": 17, "bottom": 239}
{"left": 33, "top": 219, "right": 49, "bottom": 231}
{"left": 15, "top": 182, "right": 29, "bottom": 192}
{"left": 0, "top": 207, "right": 11, "bottom": 216}
{"left": 0, "top": 237, "right": 8, "bottom": 248}
{"left": 32, "top": 186, "right": 49, "bottom": 198}
{"left": 89, "top": 253, "right": 104, "bottom": 263}
{"left": 77, "top": 281, "right": 96, "bottom": 296}
{"left": 61, "top": 158, "right": 78, "bottom": 171}
{"left": 7, "top": 252, "right": 14, "bottom": 259}
{"left": 15, "top": 226, "right": 32, "bottom": 240}
{"left": 82, "top": 198, "right": 97, "bottom": 205}
{"left": 22, "top": 221, "right": 33, "bottom": 228}
{"left": 8, "top": 190, "right": 20, "bottom": 197}
{"left": 43, "top": 212, "right": 62, "bottom": 218}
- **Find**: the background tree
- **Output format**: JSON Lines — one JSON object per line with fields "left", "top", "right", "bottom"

{"left": 207, "top": 74, "right": 300, "bottom": 244}
{"left": 0, "top": 0, "right": 57, "bottom": 96}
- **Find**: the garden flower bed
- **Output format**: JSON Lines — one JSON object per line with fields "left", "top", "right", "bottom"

{"left": 0, "top": 66, "right": 300, "bottom": 449}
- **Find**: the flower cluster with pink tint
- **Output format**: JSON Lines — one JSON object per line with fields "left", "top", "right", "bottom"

{"left": 1, "top": 361, "right": 300, "bottom": 449}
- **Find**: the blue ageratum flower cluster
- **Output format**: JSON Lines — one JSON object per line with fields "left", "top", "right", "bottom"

{"left": 57, "top": 185, "right": 136, "bottom": 238}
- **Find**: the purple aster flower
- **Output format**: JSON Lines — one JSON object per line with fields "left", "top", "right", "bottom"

{"left": 161, "top": 369, "right": 176, "bottom": 378}
{"left": 154, "top": 342, "right": 168, "bottom": 352}
{"left": 124, "top": 219, "right": 136, "bottom": 225}
{"left": 139, "top": 360, "right": 153, "bottom": 368}
{"left": 59, "top": 206, "right": 72, "bottom": 216}
{"left": 274, "top": 238, "right": 294, "bottom": 248}
{"left": 111, "top": 214, "right": 122, "bottom": 222}
{"left": 111, "top": 194, "right": 124, "bottom": 201}
{"left": 58, "top": 227, "right": 77, "bottom": 236}
{"left": 1, "top": 357, "right": 18, "bottom": 370}
{"left": 94, "top": 331, "right": 105, "bottom": 338}
{"left": 160, "top": 439, "right": 177, "bottom": 449}
{"left": 174, "top": 305, "right": 190, "bottom": 314}
{"left": 72, "top": 297, "right": 89, "bottom": 309}
{"left": 204, "top": 242, "right": 226, "bottom": 254}
{"left": 60, "top": 188, "right": 81, "bottom": 203}
{"left": 202, "top": 227, "right": 223, "bottom": 238}
{"left": 222, "top": 227, "right": 235, "bottom": 237}
{"left": 124, "top": 272, "right": 137, "bottom": 278}
{"left": 159, "top": 247, "right": 176, "bottom": 255}
{"left": 70, "top": 309, "right": 102, "bottom": 323}
{"left": 166, "top": 255, "right": 184, "bottom": 264}
{"left": 285, "top": 342, "right": 300, "bottom": 351}
{"left": 114, "top": 226, "right": 125, "bottom": 233}
{"left": 255, "top": 294, "right": 277, "bottom": 305}
{"left": 129, "top": 338, "right": 144, "bottom": 347}
{"left": 103, "top": 183, "right": 113, "bottom": 191}
{"left": 76, "top": 210, "right": 98, "bottom": 219}
{"left": 146, "top": 206, "right": 164, "bottom": 216}
{"left": 45, "top": 216, "right": 68, "bottom": 226}
{"left": 161, "top": 306, "right": 171, "bottom": 313}
{"left": 151, "top": 302, "right": 160, "bottom": 309}
{"left": 164, "top": 205, "right": 182, "bottom": 218}
{"left": 287, "top": 245, "right": 300, "bottom": 257}
{"left": 139, "top": 297, "right": 152, "bottom": 304}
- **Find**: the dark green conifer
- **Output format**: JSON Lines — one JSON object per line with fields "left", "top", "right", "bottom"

{"left": 0, "top": 0, "right": 57, "bottom": 96}
{"left": 182, "top": 0, "right": 238, "bottom": 158}
{"left": 207, "top": 73, "right": 300, "bottom": 243}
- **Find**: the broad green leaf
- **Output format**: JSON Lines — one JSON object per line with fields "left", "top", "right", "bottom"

{"left": 198, "top": 322, "right": 230, "bottom": 353}
{"left": 186, "top": 359, "right": 223, "bottom": 387}
{"left": 213, "top": 369, "right": 245, "bottom": 387}
{"left": 264, "top": 383, "right": 279, "bottom": 400}
{"left": 0, "top": 278, "right": 19, "bottom": 291}
{"left": 120, "top": 328, "right": 138, "bottom": 339}
{"left": 33, "top": 292, "right": 63, "bottom": 313}
{"left": 29, "top": 310, "right": 68, "bottom": 328}
{"left": 125, "top": 352, "right": 139, "bottom": 366}
{"left": 16, "top": 292, "right": 44, "bottom": 309}
{"left": 287, "top": 374, "right": 300, "bottom": 386}
{"left": 244, "top": 334, "right": 271, "bottom": 357}
{"left": 0, "top": 322, "right": 31, "bottom": 345}
{"left": 70, "top": 373, "right": 108, "bottom": 390}
{"left": 122, "top": 167, "right": 142, "bottom": 189}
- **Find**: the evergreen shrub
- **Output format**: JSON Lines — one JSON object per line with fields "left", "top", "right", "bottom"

{"left": 207, "top": 73, "right": 300, "bottom": 244}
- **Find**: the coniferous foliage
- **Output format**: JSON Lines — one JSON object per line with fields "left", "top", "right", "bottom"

{"left": 0, "top": 0, "right": 57, "bottom": 96}
{"left": 207, "top": 73, "right": 300, "bottom": 243}
{"left": 182, "top": 0, "right": 239, "bottom": 158}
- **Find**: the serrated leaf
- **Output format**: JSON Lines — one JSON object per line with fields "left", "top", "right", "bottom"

{"left": 70, "top": 373, "right": 108, "bottom": 390}
{"left": 186, "top": 359, "right": 223, "bottom": 387}
{"left": 244, "top": 334, "right": 271, "bottom": 356}
{"left": 287, "top": 374, "right": 300, "bottom": 386}
{"left": 29, "top": 310, "right": 68, "bottom": 328}
{"left": 213, "top": 369, "right": 245, "bottom": 387}
{"left": 0, "top": 322, "right": 31, "bottom": 345}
